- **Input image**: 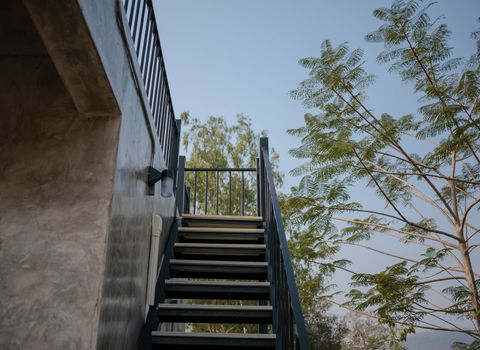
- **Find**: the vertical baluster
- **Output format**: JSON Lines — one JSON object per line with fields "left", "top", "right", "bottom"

{"left": 185, "top": 187, "right": 191, "bottom": 214}
{"left": 158, "top": 87, "right": 166, "bottom": 143}
{"left": 152, "top": 64, "right": 163, "bottom": 128}
{"left": 205, "top": 171, "right": 209, "bottom": 215}
{"left": 145, "top": 43, "right": 157, "bottom": 99}
{"left": 167, "top": 111, "right": 174, "bottom": 167}
{"left": 164, "top": 116, "right": 172, "bottom": 167}
{"left": 256, "top": 159, "right": 260, "bottom": 216}
{"left": 160, "top": 92, "right": 168, "bottom": 148}
{"left": 216, "top": 171, "right": 219, "bottom": 215}
{"left": 133, "top": 0, "right": 146, "bottom": 54}
{"left": 169, "top": 121, "right": 175, "bottom": 171}
{"left": 193, "top": 171, "right": 197, "bottom": 215}
{"left": 125, "top": 0, "right": 135, "bottom": 25}
{"left": 229, "top": 171, "right": 232, "bottom": 215}
{"left": 129, "top": 0, "right": 141, "bottom": 29}
{"left": 153, "top": 64, "right": 164, "bottom": 128}
{"left": 159, "top": 81, "right": 167, "bottom": 141}
{"left": 150, "top": 53, "right": 160, "bottom": 114}
{"left": 241, "top": 171, "right": 245, "bottom": 216}
{"left": 139, "top": 6, "right": 152, "bottom": 73}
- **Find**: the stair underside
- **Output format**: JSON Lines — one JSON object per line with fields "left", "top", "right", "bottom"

{"left": 182, "top": 214, "right": 263, "bottom": 222}
{"left": 174, "top": 242, "right": 266, "bottom": 261}
{"left": 152, "top": 332, "right": 276, "bottom": 350}
{"left": 178, "top": 227, "right": 264, "bottom": 244}
{"left": 181, "top": 214, "right": 263, "bottom": 229}
{"left": 157, "top": 303, "right": 272, "bottom": 324}
{"left": 164, "top": 280, "right": 270, "bottom": 300}
{"left": 170, "top": 259, "right": 268, "bottom": 280}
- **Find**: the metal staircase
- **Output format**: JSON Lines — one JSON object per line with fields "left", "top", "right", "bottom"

{"left": 118, "top": 1, "right": 309, "bottom": 348}
{"left": 152, "top": 214, "right": 275, "bottom": 349}
{"left": 140, "top": 138, "right": 310, "bottom": 350}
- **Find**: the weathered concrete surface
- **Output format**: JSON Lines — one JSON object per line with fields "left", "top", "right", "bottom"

{"left": 0, "top": 0, "right": 176, "bottom": 349}
{"left": 76, "top": 0, "right": 177, "bottom": 348}
{"left": 23, "top": 0, "right": 121, "bottom": 118}
{"left": 0, "top": 48, "right": 120, "bottom": 350}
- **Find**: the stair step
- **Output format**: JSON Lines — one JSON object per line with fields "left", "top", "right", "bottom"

{"left": 152, "top": 331, "right": 276, "bottom": 349}
{"left": 174, "top": 242, "right": 266, "bottom": 261}
{"left": 182, "top": 214, "right": 263, "bottom": 229}
{"left": 157, "top": 304, "right": 272, "bottom": 324}
{"left": 178, "top": 227, "right": 264, "bottom": 244}
{"left": 170, "top": 259, "right": 268, "bottom": 280}
{"left": 164, "top": 280, "right": 270, "bottom": 300}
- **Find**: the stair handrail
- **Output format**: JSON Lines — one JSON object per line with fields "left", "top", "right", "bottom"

{"left": 259, "top": 137, "right": 310, "bottom": 350}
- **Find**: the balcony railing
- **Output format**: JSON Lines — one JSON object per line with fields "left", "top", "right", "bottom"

{"left": 175, "top": 157, "right": 260, "bottom": 217}
{"left": 122, "top": 0, "right": 180, "bottom": 173}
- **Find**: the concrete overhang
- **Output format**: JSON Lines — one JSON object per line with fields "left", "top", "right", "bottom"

{"left": 21, "top": 0, "right": 121, "bottom": 118}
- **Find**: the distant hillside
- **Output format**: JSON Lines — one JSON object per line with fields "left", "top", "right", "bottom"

{"left": 406, "top": 331, "right": 472, "bottom": 350}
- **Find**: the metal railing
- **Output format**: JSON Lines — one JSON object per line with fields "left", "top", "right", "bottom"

{"left": 259, "top": 138, "right": 310, "bottom": 350}
{"left": 176, "top": 156, "right": 259, "bottom": 216}
{"left": 174, "top": 141, "right": 310, "bottom": 348}
{"left": 122, "top": 0, "right": 180, "bottom": 173}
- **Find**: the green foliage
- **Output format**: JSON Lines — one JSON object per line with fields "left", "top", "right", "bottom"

{"left": 181, "top": 112, "right": 282, "bottom": 215}
{"left": 288, "top": 0, "right": 480, "bottom": 343}
{"left": 452, "top": 340, "right": 480, "bottom": 350}
{"left": 282, "top": 193, "right": 349, "bottom": 349}
{"left": 346, "top": 261, "right": 426, "bottom": 336}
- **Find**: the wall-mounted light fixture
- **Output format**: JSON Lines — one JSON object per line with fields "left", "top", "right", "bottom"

{"left": 147, "top": 166, "right": 174, "bottom": 197}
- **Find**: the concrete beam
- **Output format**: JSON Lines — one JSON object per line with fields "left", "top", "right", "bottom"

{"left": 22, "top": 0, "right": 121, "bottom": 117}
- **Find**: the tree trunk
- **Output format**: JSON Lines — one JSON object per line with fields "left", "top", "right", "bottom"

{"left": 459, "top": 240, "right": 480, "bottom": 332}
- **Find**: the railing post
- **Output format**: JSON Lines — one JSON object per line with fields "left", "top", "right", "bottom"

{"left": 256, "top": 158, "right": 260, "bottom": 216}
{"left": 184, "top": 186, "right": 191, "bottom": 214}
{"left": 172, "top": 119, "right": 181, "bottom": 185}
{"left": 176, "top": 156, "right": 186, "bottom": 216}
{"left": 259, "top": 137, "right": 268, "bottom": 218}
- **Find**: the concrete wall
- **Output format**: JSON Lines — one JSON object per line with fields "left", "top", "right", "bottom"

{"left": 0, "top": 1, "right": 176, "bottom": 349}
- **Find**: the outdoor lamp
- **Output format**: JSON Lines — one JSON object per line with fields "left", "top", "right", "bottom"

{"left": 147, "top": 166, "right": 174, "bottom": 197}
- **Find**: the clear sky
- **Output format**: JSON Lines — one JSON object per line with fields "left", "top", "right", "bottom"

{"left": 154, "top": 0, "right": 479, "bottom": 189}
{"left": 152, "top": 0, "right": 480, "bottom": 345}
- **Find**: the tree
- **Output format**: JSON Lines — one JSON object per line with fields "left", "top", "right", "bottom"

{"left": 282, "top": 193, "right": 348, "bottom": 349}
{"left": 180, "top": 112, "right": 283, "bottom": 333}
{"left": 288, "top": 0, "right": 480, "bottom": 343}
{"left": 341, "top": 313, "right": 406, "bottom": 350}
{"left": 180, "top": 112, "right": 282, "bottom": 216}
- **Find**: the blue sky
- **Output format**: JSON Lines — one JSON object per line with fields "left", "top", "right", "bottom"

{"left": 154, "top": 0, "right": 479, "bottom": 189}
{"left": 152, "top": 0, "right": 480, "bottom": 343}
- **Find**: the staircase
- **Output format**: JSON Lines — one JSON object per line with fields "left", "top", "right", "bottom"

{"left": 152, "top": 214, "right": 275, "bottom": 349}
{"left": 140, "top": 138, "right": 310, "bottom": 350}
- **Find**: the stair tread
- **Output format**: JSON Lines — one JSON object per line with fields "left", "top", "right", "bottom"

{"left": 170, "top": 259, "right": 268, "bottom": 267}
{"left": 169, "top": 259, "right": 268, "bottom": 280}
{"left": 165, "top": 280, "right": 270, "bottom": 287}
{"left": 182, "top": 214, "right": 263, "bottom": 222}
{"left": 179, "top": 227, "right": 264, "bottom": 233}
{"left": 157, "top": 304, "right": 272, "bottom": 311}
{"left": 156, "top": 303, "right": 273, "bottom": 324}
{"left": 152, "top": 331, "right": 275, "bottom": 339}
{"left": 152, "top": 331, "right": 275, "bottom": 349}
{"left": 174, "top": 243, "right": 266, "bottom": 249}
